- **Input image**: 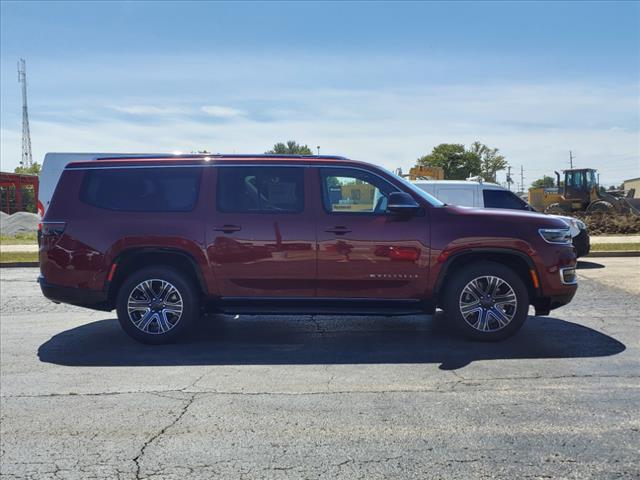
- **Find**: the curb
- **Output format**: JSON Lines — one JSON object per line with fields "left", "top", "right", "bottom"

{"left": 586, "top": 251, "right": 640, "bottom": 258}
{"left": 0, "top": 262, "right": 39, "bottom": 268}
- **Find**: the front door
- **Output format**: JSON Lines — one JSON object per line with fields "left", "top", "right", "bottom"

{"left": 206, "top": 165, "right": 316, "bottom": 298}
{"left": 315, "top": 167, "right": 430, "bottom": 299}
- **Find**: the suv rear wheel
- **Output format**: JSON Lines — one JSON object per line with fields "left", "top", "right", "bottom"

{"left": 116, "top": 266, "right": 199, "bottom": 344}
{"left": 442, "top": 261, "right": 529, "bottom": 341}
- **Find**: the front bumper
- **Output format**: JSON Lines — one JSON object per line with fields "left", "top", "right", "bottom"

{"left": 38, "top": 276, "right": 112, "bottom": 311}
{"left": 572, "top": 229, "right": 590, "bottom": 258}
{"left": 532, "top": 287, "right": 577, "bottom": 316}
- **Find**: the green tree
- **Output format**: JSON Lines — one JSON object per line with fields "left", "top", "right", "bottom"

{"left": 4, "top": 163, "right": 41, "bottom": 213}
{"left": 416, "top": 143, "right": 481, "bottom": 180}
{"left": 531, "top": 175, "right": 557, "bottom": 189}
{"left": 14, "top": 162, "right": 41, "bottom": 175}
{"left": 469, "top": 141, "right": 507, "bottom": 182}
{"left": 266, "top": 141, "right": 313, "bottom": 155}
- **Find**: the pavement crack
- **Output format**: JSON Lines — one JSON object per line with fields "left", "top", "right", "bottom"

{"left": 132, "top": 393, "right": 196, "bottom": 480}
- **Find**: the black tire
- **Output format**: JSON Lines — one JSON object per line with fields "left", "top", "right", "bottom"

{"left": 586, "top": 200, "right": 614, "bottom": 213}
{"left": 116, "top": 266, "right": 200, "bottom": 344}
{"left": 442, "top": 261, "right": 529, "bottom": 341}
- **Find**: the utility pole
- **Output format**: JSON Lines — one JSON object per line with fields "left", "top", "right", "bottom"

{"left": 569, "top": 150, "right": 574, "bottom": 169}
{"left": 18, "top": 59, "right": 33, "bottom": 169}
{"left": 506, "top": 165, "right": 513, "bottom": 191}
{"left": 520, "top": 165, "right": 524, "bottom": 193}
{"left": 316, "top": 145, "right": 320, "bottom": 156}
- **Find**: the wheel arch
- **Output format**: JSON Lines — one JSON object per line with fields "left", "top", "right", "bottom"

{"left": 434, "top": 248, "right": 539, "bottom": 304}
{"left": 106, "top": 247, "right": 208, "bottom": 307}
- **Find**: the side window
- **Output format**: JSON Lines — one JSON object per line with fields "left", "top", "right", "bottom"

{"left": 321, "top": 168, "right": 395, "bottom": 214}
{"left": 80, "top": 168, "right": 201, "bottom": 212}
{"left": 217, "top": 167, "right": 304, "bottom": 213}
{"left": 434, "top": 188, "right": 475, "bottom": 207}
{"left": 483, "top": 189, "right": 529, "bottom": 210}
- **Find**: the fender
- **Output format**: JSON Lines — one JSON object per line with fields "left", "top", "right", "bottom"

{"left": 107, "top": 246, "right": 213, "bottom": 298}
{"left": 433, "top": 247, "right": 539, "bottom": 297}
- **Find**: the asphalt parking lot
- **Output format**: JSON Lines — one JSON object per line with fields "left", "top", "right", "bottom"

{"left": 1, "top": 258, "right": 639, "bottom": 479}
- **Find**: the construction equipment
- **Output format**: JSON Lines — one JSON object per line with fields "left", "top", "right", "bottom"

{"left": 528, "top": 168, "right": 640, "bottom": 215}
{"left": 396, "top": 166, "right": 445, "bottom": 181}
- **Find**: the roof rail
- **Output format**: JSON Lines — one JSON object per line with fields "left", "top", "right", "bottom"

{"left": 95, "top": 153, "right": 349, "bottom": 161}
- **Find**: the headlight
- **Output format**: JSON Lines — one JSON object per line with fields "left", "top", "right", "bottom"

{"left": 539, "top": 228, "right": 572, "bottom": 245}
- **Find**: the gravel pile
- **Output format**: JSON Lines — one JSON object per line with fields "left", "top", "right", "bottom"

{"left": 573, "top": 212, "right": 640, "bottom": 235}
{"left": 0, "top": 212, "right": 40, "bottom": 236}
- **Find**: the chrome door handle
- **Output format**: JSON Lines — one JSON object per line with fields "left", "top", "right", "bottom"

{"left": 325, "top": 226, "right": 351, "bottom": 235}
{"left": 214, "top": 225, "right": 241, "bottom": 234}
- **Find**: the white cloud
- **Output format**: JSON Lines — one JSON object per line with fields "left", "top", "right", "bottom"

{"left": 2, "top": 83, "right": 638, "bottom": 188}
{"left": 200, "top": 105, "right": 246, "bottom": 118}
{"left": 111, "top": 105, "right": 186, "bottom": 115}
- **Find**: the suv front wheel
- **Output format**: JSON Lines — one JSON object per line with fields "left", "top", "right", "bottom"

{"left": 116, "top": 266, "right": 199, "bottom": 344}
{"left": 443, "top": 261, "right": 529, "bottom": 341}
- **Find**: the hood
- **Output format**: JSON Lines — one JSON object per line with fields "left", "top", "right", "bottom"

{"left": 443, "top": 205, "right": 568, "bottom": 229}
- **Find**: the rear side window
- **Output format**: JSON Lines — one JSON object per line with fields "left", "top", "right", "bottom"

{"left": 80, "top": 168, "right": 202, "bottom": 212}
{"left": 217, "top": 167, "right": 304, "bottom": 213}
{"left": 482, "top": 189, "right": 529, "bottom": 210}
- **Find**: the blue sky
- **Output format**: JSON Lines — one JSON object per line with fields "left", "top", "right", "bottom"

{"left": 1, "top": 1, "right": 638, "bottom": 187}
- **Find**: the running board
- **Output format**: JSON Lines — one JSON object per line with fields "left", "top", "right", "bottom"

{"left": 208, "top": 298, "right": 434, "bottom": 316}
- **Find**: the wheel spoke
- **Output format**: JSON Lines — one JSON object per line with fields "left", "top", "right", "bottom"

{"left": 494, "top": 293, "right": 517, "bottom": 306}
{"left": 163, "top": 304, "right": 182, "bottom": 314}
{"left": 156, "top": 311, "right": 172, "bottom": 333}
{"left": 489, "top": 306, "right": 511, "bottom": 327}
{"left": 486, "top": 277, "right": 500, "bottom": 296}
{"left": 128, "top": 300, "right": 150, "bottom": 311}
{"left": 468, "top": 280, "right": 486, "bottom": 298}
{"left": 476, "top": 308, "right": 490, "bottom": 331}
{"left": 158, "top": 282, "right": 173, "bottom": 302}
{"left": 141, "top": 281, "right": 156, "bottom": 300}
{"left": 460, "top": 301, "right": 482, "bottom": 316}
{"left": 135, "top": 309, "right": 155, "bottom": 332}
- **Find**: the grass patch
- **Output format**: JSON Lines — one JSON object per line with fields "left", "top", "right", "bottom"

{"left": 0, "top": 232, "right": 38, "bottom": 245}
{"left": 591, "top": 242, "right": 640, "bottom": 252}
{"left": 0, "top": 251, "right": 39, "bottom": 264}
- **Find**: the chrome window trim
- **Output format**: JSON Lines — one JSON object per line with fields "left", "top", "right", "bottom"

{"left": 64, "top": 163, "right": 441, "bottom": 206}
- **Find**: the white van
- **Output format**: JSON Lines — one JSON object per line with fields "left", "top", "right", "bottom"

{"left": 412, "top": 180, "right": 590, "bottom": 257}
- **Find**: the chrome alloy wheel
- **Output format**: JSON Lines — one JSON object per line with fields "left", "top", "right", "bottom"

{"left": 458, "top": 275, "right": 518, "bottom": 332}
{"left": 127, "top": 279, "right": 183, "bottom": 335}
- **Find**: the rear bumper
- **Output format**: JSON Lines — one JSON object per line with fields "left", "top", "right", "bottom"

{"left": 38, "top": 276, "right": 112, "bottom": 311}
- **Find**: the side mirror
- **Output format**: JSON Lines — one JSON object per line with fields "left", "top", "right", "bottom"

{"left": 387, "top": 192, "right": 420, "bottom": 214}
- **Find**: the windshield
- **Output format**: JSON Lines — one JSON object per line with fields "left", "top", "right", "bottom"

{"left": 384, "top": 168, "right": 445, "bottom": 207}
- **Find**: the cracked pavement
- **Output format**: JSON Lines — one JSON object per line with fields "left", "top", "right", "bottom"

{"left": 1, "top": 258, "right": 639, "bottom": 479}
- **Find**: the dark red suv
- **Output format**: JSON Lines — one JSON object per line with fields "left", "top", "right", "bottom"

{"left": 39, "top": 154, "right": 577, "bottom": 344}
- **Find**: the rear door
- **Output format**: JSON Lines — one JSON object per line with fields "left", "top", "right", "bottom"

{"left": 205, "top": 165, "right": 316, "bottom": 298}
{"left": 315, "top": 166, "right": 430, "bottom": 299}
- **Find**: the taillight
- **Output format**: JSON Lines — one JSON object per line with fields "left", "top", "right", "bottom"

{"left": 41, "top": 222, "right": 66, "bottom": 248}
{"left": 42, "top": 222, "right": 66, "bottom": 236}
